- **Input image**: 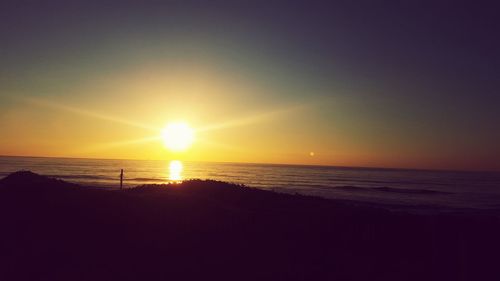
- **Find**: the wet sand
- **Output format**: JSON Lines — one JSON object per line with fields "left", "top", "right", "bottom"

{"left": 1, "top": 171, "right": 499, "bottom": 281}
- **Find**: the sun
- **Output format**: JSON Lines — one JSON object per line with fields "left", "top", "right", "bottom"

{"left": 161, "top": 122, "right": 195, "bottom": 152}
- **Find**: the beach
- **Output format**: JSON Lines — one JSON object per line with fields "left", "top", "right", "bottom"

{"left": 1, "top": 171, "right": 499, "bottom": 281}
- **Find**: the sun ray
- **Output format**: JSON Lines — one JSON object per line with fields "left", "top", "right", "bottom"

{"left": 77, "top": 136, "right": 162, "bottom": 154}
{"left": 19, "top": 96, "right": 159, "bottom": 132}
{"left": 195, "top": 137, "right": 245, "bottom": 152}
{"left": 196, "top": 104, "right": 305, "bottom": 133}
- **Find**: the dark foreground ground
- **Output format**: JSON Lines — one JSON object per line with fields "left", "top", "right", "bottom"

{"left": 0, "top": 171, "right": 499, "bottom": 281}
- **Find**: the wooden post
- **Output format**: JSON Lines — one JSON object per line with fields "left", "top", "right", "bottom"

{"left": 120, "top": 169, "right": 123, "bottom": 190}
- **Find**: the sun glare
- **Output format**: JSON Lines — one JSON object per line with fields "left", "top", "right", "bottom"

{"left": 168, "top": 160, "right": 183, "bottom": 181}
{"left": 161, "top": 122, "right": 195, "bottom": 152}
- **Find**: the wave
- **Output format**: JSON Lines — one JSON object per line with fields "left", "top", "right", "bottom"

{"left": 328, "top": 177, "right": 453, "bottom": 186}
{"left": 46, "top": 175, "right": 169, "bottom": 182}
{"left": 129, "top": 178, "right": 166, "bottom": 182}
{"left": 372, "top": 187, "right": 451, "bottom": 194}
{"left": 46, "top": 174, "right": 115, "bottom": 180}
{"left": 334, "top": 185, "right": 452, "bottom": 195}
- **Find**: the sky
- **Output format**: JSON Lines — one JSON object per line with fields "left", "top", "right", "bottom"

{"left": 1, "top": 0, "right": 499, "bottom": 171}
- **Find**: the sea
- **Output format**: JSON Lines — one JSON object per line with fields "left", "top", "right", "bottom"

{"left": 1, "top": 156, "right": 500, "bottom": 212}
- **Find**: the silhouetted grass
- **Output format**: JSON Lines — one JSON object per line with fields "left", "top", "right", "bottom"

{"left": 0, "top": 171, "right": 499, "bottom": 281}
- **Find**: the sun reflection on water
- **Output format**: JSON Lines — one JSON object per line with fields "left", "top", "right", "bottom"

{"left": 168, "top": 160, "right": 183, "bottom": 182}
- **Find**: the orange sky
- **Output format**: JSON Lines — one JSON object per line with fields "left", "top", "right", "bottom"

{"left": 1, "top": 22, "right": 499, "bottom": 172}
{"left": 1, "top": 57, "right": 498, "bottom": 171}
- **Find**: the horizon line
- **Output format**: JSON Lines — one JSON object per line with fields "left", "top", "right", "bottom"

{"left": 0, "top": 154, "right": 498, "bottom": 174}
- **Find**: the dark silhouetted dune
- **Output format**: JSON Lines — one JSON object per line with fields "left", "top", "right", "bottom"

{"left": 0, "top": 170, "right": 80, "bottom": 191}
{"left": 0, "top": 171, "right": 499, "bottom": 281}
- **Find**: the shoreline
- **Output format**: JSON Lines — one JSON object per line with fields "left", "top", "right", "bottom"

{"left": 2, "top": 156, "right": 500, "bottom": 212}
{"left": 2, "top": 169, "right": 499, "bottom": 216}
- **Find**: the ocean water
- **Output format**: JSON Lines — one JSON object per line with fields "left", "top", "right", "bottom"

{"left": 1, "top": 156, "right": 500, "bottom": 211}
